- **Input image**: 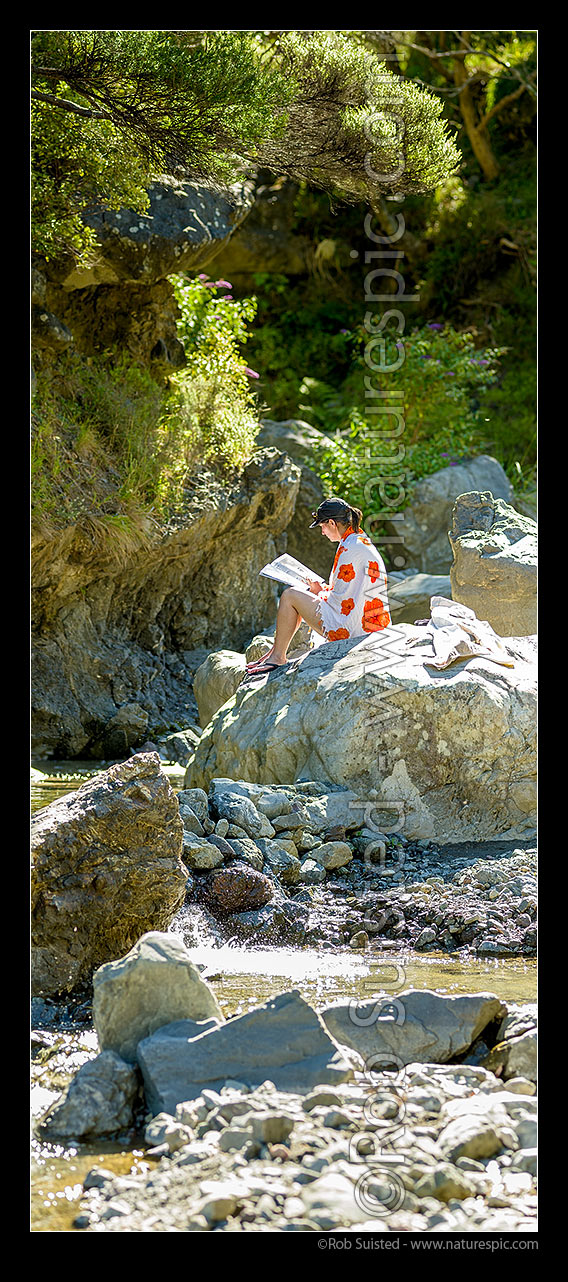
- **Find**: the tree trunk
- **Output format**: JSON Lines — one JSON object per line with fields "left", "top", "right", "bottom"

{"left": 454, "top": 54, "right": 500, "bottom": 181}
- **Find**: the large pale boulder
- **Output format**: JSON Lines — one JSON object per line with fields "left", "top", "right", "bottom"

{"left": 449, "top": 491, "right": 537, "bottom": 636}
{"left": 383, "top": 456, "right": 513, "bottom": 573}
{"left": 136, "top": 990, "right": 356, "bottom": 1113}
{"left": 189, "top": 627, "right": 536, "bottom": 842}
{"left": 31, "top": 754, "right": 187, "bottom": 997}
{"left": 92, "top": 932, "right": 224, "bottom": 1065}
{"left": 193, "top": 650, "right": 246, "bottom": 728}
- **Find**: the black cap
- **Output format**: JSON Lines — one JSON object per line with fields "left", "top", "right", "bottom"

{"left": 309, "top": 498, "right": 351, "bottom": 528}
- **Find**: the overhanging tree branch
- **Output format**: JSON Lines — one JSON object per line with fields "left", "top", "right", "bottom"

{"left": 31, "top": 89, "right": 110, "bottom": 119}
{"left": 478, "top": 82, "right": 529, "bottom": 130}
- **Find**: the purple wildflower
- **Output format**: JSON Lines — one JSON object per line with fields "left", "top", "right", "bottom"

{"left": 197, "top": 273, "right": 209, "bottom": 281}
{"left": 427, "top": 323, "right": 443, "bottom": 329}
{"left": 215, "top": 280, "right": 233, "bottom": 289}
{"left": 245, "top": 367, "right": 260, "bottom": 379}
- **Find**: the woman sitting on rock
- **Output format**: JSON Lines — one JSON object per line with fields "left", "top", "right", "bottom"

{"left": 243, "top": 497, "right": 391, "bottom": 681}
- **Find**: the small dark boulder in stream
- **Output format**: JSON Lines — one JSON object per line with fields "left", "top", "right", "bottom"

{"left": 198, "top": 861, "right": 275, "bottom": 915}
{"left": 31, "top": 753, "right": 187, "bottom": 998}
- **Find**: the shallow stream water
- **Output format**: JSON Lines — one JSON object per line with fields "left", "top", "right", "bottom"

{"left": 30, "top": 762, "right": 537, "bottom": 1232}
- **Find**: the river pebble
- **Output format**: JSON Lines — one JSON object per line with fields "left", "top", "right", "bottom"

{"left": 72, "top": 1065, "right": 537, "bottom": 1233}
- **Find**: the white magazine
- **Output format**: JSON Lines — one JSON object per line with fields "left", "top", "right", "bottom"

{"left": 259, "top": 553, "right": 325, "bottom": 590}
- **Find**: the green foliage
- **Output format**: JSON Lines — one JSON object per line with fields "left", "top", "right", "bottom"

{"left": 246, "top": 270, "right": 357, "bottom": 420}
{"left": 31, "top": 97, "right": 153, "bottom": 263}
{"left": 31, "top": 29, "right": 461, "bottom": 263}
{"left": 31, "top": 275, "right": 262, "bottom": 528}
{"left": 270, "top": 31, "right": 461, "bottom": 196}
{"left": 301, "top": 323, "right": 506, "bottom": 517}
{"left": 169, "top": 274, "right": 259, "bottom": 471}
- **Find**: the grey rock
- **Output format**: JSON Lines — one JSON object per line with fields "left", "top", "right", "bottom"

{"left": 509, "top": 1148, "right": 537, "bottom": 1175}
{"left": 387, "top": 571, "right": 453, "bottom": 624}
{"left": 413, "top": 1162, "right": 477, "bottom": 1202}
{"left": 484, "top": 1027, "right": 537, "bottom": 1083}
{"left": 54, "top": 177, "right": 255, "bottom": 291}
{"left": 311, "top": 841, "right": 353, "bottom": 870}
{"left": 37, "top": 1050, "right": 138, "bottom": 1139}
{"left": 31, "top": 755, "right": 186, "bottom": 997}
{"left": 189, "top": 627, "right": 536, "bottom": 843}
{"left": 182, "top": 835, "right": 225, "bottom": 870}
{"left": 437, "top": 1114, "right": 507, "bottom": 1162}
{"left": 193, "top": 650, "right": 246, "bottom": 728}
{"left": 160, "top": 730, "right": 201, "bottom": 767}
{"left": 179, "top": 805, "right": 205, "bottom": 836}
{"left": 176, "top": 788, "right": 209, "bottom": 828}
{"left": 92, "top": 931, "right": 223, "bottom": 1063}
{"left": 449, "top": 491, "right": 537, "bottom": 636}
{"left": 259, "top": 843, "right": 302, "bottom": 885}
{"left": 383, "top": 455, "right": 513, "bottom": 573}
{"left": 224, "top": 837, "right": 264, "bottom": 872}
{"left": 299, "top": 858, "right": 326, "bottom": 884}
{"left": 320, "top": 989, "right": 507, "bottom": 1070}
{"left": 215, "top": 794, "right": 274, "bottom": 840}
{"left": 136, "top": 990, "right": 354, "bottom": 1114}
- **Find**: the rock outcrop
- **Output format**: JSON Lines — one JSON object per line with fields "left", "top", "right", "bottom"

{"left": 255, "top": 418, "right": 337, "bottom": 581}
{"left": 189, "top": 627, "right": 537, "bottom": 842}
{"left": 449, "top": 492, "right": 537, "bottom": 636}
{"left": 34, "top": 177, "right": 254, "bottom": 365}
{"left": 383, "top": 456, "right": 514, "bottom": 574}
{"left": 31, "top": 450, "right": 300, "bottom": 757}
{"left": 31, "top": 754, "right": 186, "bottom": 996}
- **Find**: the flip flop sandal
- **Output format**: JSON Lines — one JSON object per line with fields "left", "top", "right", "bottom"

{"left": 240, "top": 661, "right": 287, "bottom": 685}
{"left": 245, "top": 655, "right": 274, "bottom": 671}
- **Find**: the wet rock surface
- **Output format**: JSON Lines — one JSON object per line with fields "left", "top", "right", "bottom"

{"left": 198, "top": 864, "right": 276, "bottom": 915}
{"left": 172, "top": 775, "right": 537, "bottom": 958}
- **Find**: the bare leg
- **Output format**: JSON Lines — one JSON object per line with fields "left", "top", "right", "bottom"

{"left": 269, "top": 588, "right": 325, "bottom": 665}
{"left": 246, "top": 611, "right": 304, "bottom": 670}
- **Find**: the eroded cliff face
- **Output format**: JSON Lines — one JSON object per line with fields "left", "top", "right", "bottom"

{"left": 31, "top": 451, "right": 301, "bottom": 759}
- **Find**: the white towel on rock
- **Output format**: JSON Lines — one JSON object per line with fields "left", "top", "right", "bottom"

{"left": 416, "top": 596, "right": 515, "bottom": 669}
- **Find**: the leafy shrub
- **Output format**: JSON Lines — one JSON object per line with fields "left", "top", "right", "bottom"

{"left": 302, "top": 323, "right": 506, "bottom": 515}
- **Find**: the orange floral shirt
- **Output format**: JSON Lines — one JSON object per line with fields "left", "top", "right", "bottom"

{"left": 314, "top": 527, "right": 391, "bottom": 642}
